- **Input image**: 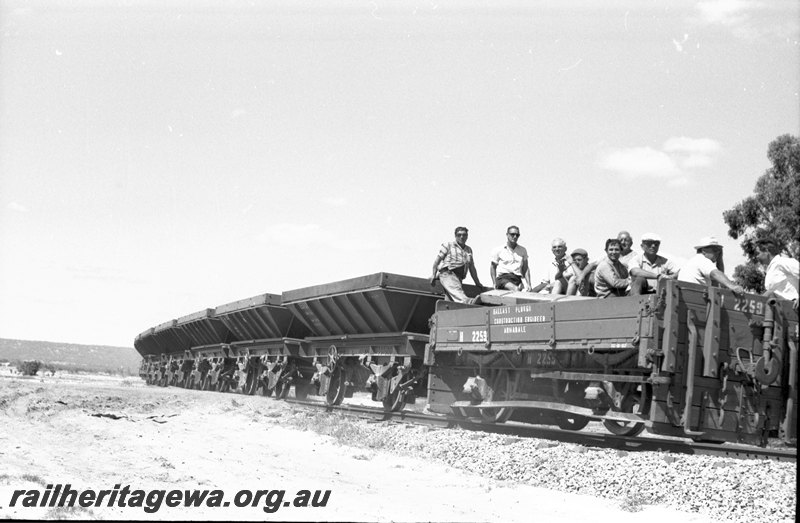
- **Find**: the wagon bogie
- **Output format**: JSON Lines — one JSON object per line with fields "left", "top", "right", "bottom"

{"left": 303, "top": 333, "right": 429, "bottom": 410}
{"left": 280, "top": 274, "right": 443, "bottom": 410}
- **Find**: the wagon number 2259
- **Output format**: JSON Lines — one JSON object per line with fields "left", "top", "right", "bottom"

{"left": 471, "top": 330, "right": 488, "bottom": 342}
{"left": 731, "top": 298, "right": 764, "bottom": 315}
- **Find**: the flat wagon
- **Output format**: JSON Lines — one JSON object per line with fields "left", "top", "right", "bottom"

{"left": 425, "top": 279, "right": 797, "bottom": 446}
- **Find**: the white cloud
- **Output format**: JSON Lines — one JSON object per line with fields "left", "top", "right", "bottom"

{"left": 598, "top": 147, "right": 681, "bottom": 178}
{"left": 694, "top": 0, "right": 797, "bottom": 40}
{"left": 696, "top": 0, "right": 755, "bottom": 26}
{"left": 663, "top": 136, "right": 722, "bottom": 169}
{"left": 599, "top": 137, "right": 722, "bottom": 183}
{"left": 680, "top": 154, "right": 714, "bottom": 169}
{"left": 7, "top": 202, "right": 28, "bottom": 213}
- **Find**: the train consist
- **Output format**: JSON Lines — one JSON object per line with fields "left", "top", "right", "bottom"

{"left": 135, "top": 272, "right": 797, "bottom": 447}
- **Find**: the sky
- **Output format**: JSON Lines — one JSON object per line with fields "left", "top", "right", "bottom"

{"left": 1, "top": 0, "right": 798, "bottom": 348}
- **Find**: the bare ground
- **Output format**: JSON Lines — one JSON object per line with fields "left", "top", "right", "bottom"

{"left": 0, "top": 372, "right": 723, "bottom": 521}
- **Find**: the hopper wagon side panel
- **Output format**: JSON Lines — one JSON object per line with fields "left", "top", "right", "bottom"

{"left": 281, "top": 272, "right": 443, "bottom": 337}
{"left": 176, "top": 308, "right": 236, "bottom": 348}
{"left": 215, "top": 293, "right": 309, "bottom": 341}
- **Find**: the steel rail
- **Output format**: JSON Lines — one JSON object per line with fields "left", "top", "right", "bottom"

{"left": 285, "top": 398, "right": 797, "bottom": 462}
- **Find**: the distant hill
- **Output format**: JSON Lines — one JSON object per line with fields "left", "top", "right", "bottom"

{"left": 0, "top": 338, "right": 141, "bottom": 375}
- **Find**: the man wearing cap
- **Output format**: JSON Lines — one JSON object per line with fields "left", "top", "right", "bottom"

{"left": 564, "top": 248, "right": 595, "bottom": 296}
{"left": 755, "top": 238, "right": 798, "bottom": 311}
{"left": 678, "top": 236, "right": 744, "bottom": 294}
{"left": 627, "top": 233, "right": 678, "bottom": 295}
{"left": 490, "top": 226, "right": 533, "bottom": 292}
{"left": 532, "top": 238, "right": 569, "bottom": 294}
{"left": 430, "top": 226, "right": 485, "bottom": 303}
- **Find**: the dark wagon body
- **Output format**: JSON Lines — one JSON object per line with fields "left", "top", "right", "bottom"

{"left": 213, "top": 293, "right": 312, "bottom": 397}
{"left": 281, "top": 273, "right": 462, "bottom": 408}
{"left": 425, "top": 280, "right": 797, "bottom": 446}
{"left": 133, "top": 273, "right": 796, "bottom": 447}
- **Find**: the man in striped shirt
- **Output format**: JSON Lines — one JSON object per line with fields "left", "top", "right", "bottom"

{"left": 430, "top": 226, "right": 485, "bottom": 303}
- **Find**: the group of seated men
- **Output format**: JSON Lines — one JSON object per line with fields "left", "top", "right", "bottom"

{"left": 430, "top": 226, "right": 799, "bottom": 310}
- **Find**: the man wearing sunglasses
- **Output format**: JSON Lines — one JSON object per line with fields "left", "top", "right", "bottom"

{"left": 490, "top": 226, "right": 532, "bottom": 292}
{"left": 627, "top": 233, "right": 678, "bottom": 295}
{"left": 430, "top": 226, "right": 484, "bottom": 303}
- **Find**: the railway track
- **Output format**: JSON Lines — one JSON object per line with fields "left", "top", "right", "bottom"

{"left": 286, "top": 398, "right": 797, "bottom": 462}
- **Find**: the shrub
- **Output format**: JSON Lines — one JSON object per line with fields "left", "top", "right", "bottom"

{"left": 18, "top": 360, "right": 42, "bottom": 376}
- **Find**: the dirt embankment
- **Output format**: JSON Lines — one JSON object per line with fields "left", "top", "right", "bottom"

{"left": 0, "top": 374, "right": 789, "bottom": 522}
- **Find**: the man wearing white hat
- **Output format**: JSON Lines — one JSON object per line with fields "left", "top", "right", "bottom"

{"left": 678, "top": 236, "right": 744, "bottom": 294}
{"left": 627, "top": 233, "right": 678, "bottom": 295}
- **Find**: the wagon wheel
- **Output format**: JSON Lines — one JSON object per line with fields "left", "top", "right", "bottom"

{"left": 480, "top": 369, "right": 516, "bottom": 423}
{"left": 258, "top": 377, "right": 275, "bottom": 398}
{"left": 325, "top": 364, "right": 346, "bottom": 406}
{"left": 556, "top": 414, "right": 591, "bottom": 431}
{"left": 382, "top": 379, "right": 406, "bottom": 412}
{"left": 274, "top": 375, "right": 291, "bottom": 400}
{"left": 603, "top": 389, "right": 646, "bottom": 437}
{"left": 262, "top": 365, "right": 282, "bottom": 397}
{"left": 244, "top": 367, "right": 259, "bottom": 396}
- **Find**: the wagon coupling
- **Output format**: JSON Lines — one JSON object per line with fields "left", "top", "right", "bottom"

{"left": 754, "top": 353, "right": 781, "bottom": 385}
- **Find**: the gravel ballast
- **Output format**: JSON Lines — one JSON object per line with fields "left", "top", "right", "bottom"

{"left": 282, "top": 408, "right": 797, "bottom": 523}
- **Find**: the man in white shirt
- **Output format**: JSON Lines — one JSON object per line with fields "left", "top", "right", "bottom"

{"left": 617, "top": 230, "right": 639, "bottom": 267}
{"left": 755, "top": 237, "right": 799, "bottom": 311}
{"left": 490, "top": 226, "right": 532, "bottom": 292}
{"left": 678, "top": 236, "right": 744, "bottom": 294}
{"left": 532, "top": 238, "right": 569, "bottom": 294}
{"left": 628, "top": 232, "right": 678, "bottom": 295}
